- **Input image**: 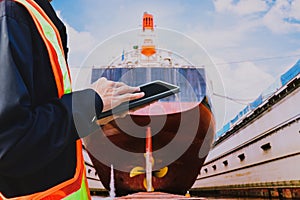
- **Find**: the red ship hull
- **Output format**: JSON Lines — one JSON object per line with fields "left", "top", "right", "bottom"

{"left": 85, "top": 98, "right": 215, "bottom": 196}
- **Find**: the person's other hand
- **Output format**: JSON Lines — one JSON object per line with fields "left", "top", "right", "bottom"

{"left": 91, "top": 77, "right": 144, "bottom": 112}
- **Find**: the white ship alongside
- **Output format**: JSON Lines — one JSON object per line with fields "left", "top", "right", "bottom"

{"left": 192, "top": 60, "right": 300, "bottom": 198}
{"left": 83, "top": 149, "right": 105, "bottom": 194}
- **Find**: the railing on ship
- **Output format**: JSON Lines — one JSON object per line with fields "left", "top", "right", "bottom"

{"left": 91, "top": 48, "right": 208, "bottom": 103}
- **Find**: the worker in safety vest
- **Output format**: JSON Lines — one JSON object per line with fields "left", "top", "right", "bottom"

{"left": 0, "top": 0, "right": 144, "bottom": 199}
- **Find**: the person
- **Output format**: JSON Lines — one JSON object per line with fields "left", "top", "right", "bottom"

{"left": 0, "top": 0, "right": 144, "bottom": 199}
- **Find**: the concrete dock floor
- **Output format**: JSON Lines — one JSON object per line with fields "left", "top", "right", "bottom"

{"left": 115, "top": 192, "right": 206, "bottom": 199}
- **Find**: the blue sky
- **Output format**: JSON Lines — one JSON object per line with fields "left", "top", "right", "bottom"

{"left": 51, "top": 0, "right": 300, "bottom": 128}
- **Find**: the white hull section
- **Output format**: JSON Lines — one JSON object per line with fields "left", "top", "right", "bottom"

{"left": 193, "top": 78, "right": 300, "bottom": 198}
{"left": 82, "top": 149, "right": 105, "bottom": 191}
{"left": 194, "top": 120, "right": 300, "bottom": 188}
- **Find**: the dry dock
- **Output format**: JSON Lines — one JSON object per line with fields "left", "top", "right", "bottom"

{"left": 87, "top": 60, "right": 300, "bottom": 199}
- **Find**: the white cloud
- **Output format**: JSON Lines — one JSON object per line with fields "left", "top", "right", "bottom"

{"left": 56, "top": 11, "right": 99, "bottom": 67}
{"left": 220, "top": 62, "right": 274, "bottom": 98}
{"left": 187, "top": 17, "right": 261, "bottom": 53}
{"left": 290, "top": 0, "right": 300, "bottom": 19}
{"left": 66, "top": 24, "right": 99, "bottom": 67}
{"left": 213, "top": 0, "right": 300, "bottom": 34}
{"left": 263, "top": 0, "right": 300, "bottom": 34}
{"left": 213, "top": 0, "right": 268, "bottom": 15}
{"left": 66, "top": 26, "right": 98, "bottom": 66}
{"left": 211, "top": 57, "right": 275, "bottom": 127}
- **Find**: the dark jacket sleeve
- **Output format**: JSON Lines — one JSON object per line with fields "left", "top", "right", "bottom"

{"left": 0, "top": 5, "right": 102, "bottom": 177}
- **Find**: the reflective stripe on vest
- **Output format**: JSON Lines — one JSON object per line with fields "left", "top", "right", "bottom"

{"left": 0, "top": 142, "right": 90, "bottom": 200}
{"left": 16, "top": 0, "right": 72, "bottom": 97}
{"left": 0, "top": 0, "right": 90, "bottom": 199}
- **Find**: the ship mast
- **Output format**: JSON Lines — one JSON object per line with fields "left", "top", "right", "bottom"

{"left": 141, "top": 12, "right": 156, "bottom": 57}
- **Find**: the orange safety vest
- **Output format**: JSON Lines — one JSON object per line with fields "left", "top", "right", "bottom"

{"left": 0, "top": 0, "right": 91, "bottom": 199}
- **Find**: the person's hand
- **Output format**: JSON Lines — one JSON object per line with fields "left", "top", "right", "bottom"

{"left": 91, "top": 77, "right": 145, "bottom": 112}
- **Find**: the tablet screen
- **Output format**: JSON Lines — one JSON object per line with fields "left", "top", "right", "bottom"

{"left": 97, "top": 80, "right": 180, "bottom": 119}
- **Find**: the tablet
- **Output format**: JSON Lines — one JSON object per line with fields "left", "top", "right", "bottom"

{"left": 97, "top": 80, "right": 180, "bottom": 119}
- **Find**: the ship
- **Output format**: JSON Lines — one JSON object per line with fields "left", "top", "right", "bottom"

{"left": 192, "top": 60, "right": 300, "bottom": 198}
{"left": 82, "top": 12, "right": 216, "bottom": 196}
